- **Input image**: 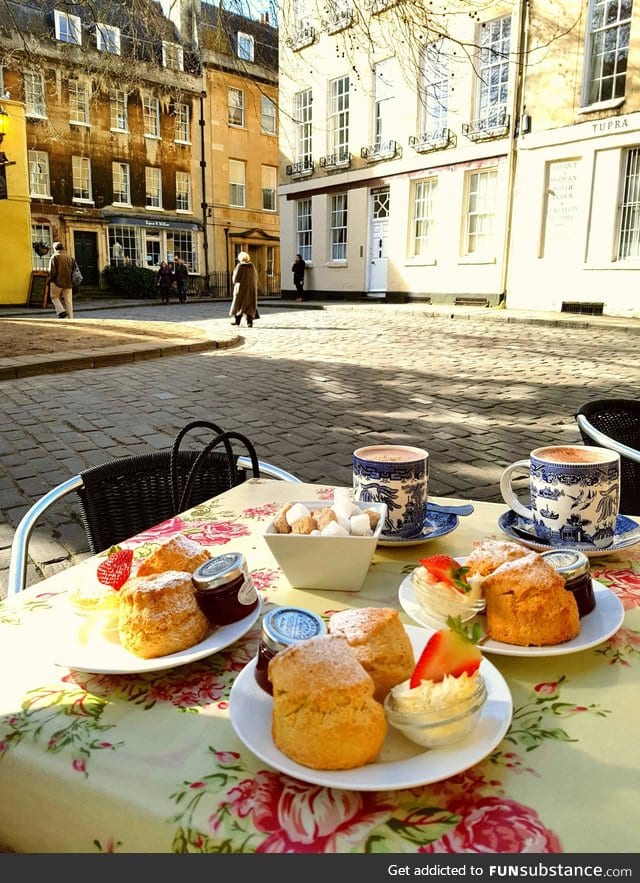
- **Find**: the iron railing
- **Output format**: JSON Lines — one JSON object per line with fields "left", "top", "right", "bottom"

{"left": 202, "top": 271, "right": 281, "bottom": 300}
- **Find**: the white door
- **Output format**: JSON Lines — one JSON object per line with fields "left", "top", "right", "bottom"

{"left": 367, "top": 188, "right": 390, "bottom": 294}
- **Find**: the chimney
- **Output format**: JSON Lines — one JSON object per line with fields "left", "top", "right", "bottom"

{"left": 261, "top": 11, "right": 269, "bottom": 25}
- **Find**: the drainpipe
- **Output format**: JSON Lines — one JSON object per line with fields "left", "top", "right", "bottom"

{"left": 199, "top": 90, "right": 210, "bottom": 289}
{"left": 224, "top": 224, "right": 231, "bottom": 296}
{"left": 500, "top": 0, "right": 529, "bottom": 303}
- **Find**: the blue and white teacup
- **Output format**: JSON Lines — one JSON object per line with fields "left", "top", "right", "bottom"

{"left": 500, "top": 445, "right": 620, "bottom": 550}
{"left": 353, "top": 445, "right": 428, "bottom": 539}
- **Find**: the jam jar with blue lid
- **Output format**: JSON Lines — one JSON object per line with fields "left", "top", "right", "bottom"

{"left": 254, "top": 606, "right": 326, "bottom": 694}
{"left": 541, "top": 549, "right": 596, "bottom": 617}
{"left": 192, "top": 552, "right": 259, "bottom": 627}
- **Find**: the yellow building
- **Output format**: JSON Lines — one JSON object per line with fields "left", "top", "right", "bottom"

{"left": 200, "top": 5, "right": 280, "bottom": 295}
{"left": 0, "top": 99, "right": 33, "bottom": 306}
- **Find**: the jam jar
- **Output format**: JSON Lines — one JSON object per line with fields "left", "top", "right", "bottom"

{"left": 254, "top": 607, "right": 326, "bottom": 695}
{"left": 192, "top": 552, "right": 259, "bottom": 627}
{"left": 541, "top": 549, "right": 596, "bottom": 617}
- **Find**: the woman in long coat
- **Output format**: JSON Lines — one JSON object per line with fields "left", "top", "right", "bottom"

{"left": 229, "top": 252, "right": 258, "bottom": 327}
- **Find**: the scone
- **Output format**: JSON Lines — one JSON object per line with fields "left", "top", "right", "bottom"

{"left": 328, "top": 607, "right": 414, "bottom": 702}
{"left": 465, "top": 539, "right": 530, "bottom": 576}
{"left": 136, "top": 534, "right": 211, "bottom": 578}
{"left": 269, "top": 634, "right": 387, "bottom": 770}
{"left": 118, "top": 570, "right": 209, "bottom": 659}
{"left": 482, "top": 552, "right": 580, "bottom": 646}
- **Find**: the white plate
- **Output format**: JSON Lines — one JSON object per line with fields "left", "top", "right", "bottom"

{"left": 378, "top": 508, "right": 459, "bottom": 548}
{"left": 498, "top": 510, "right": 640, "bottom": 558}
{"left": 399, "top": 570, "right": 624, "bottom": 658}
{"left": 228, "top": 625, "right": 512, "bottom": 791}
{"left": 53, "top": 597, "right": 262, "bottom": 674}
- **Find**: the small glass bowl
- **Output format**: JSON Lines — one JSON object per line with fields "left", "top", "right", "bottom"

{"left": 384, "top": 675, "right": 487, "bottom": 749}
{"left": 411, "top": 567, "right": 486, "bottom": 625}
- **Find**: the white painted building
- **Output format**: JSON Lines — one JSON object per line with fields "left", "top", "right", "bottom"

{"left": 277, "top": 0, "right": 640, "bottom": 318}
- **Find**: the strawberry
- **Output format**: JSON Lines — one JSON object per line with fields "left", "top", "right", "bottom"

{"left": 96, "top": 548, "right": 133, "bottom": 591}
{"left": 419, "top": 554, "right": 471, "bottom": 595}
{"left": 410, "top": 617, "right": 483, "bottom": 687}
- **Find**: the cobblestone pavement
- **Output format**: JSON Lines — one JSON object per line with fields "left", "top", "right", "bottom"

{"left": 1, "top": 298, "right": 638, "bottom": 596}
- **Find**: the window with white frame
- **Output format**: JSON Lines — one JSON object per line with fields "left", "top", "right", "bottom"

{"left": 584, "top": 0, "right": 632, "bottom": 106}
{"left": 145, "top": 167, "right": 162, "bottom": 209}
{"left": 229, "top": 159, "right": 246, "bottom": 207}
{"left": 261, "top": 95, "right": 276, "bottom": 134}
{"left": 31, "top": 223, "right": 53, "bottom": 270}
{"left": 411, "top": 178, "right": 437, "bottom": 257}
{"left": 330, "top": 192, "right": 348, "bottom": 260}
{"left": 464, "top": 168, "right": 497, "bottom": 256}
{"left": 162, "top": 41, "right": 184, "bottom": 71}
{"left": 176, "top": 171, "right": 192, "bottom": 212}
{"left": 228, "top": 88, "right": 244, "bottom": 127}
{"left": 96, "top": 22, "right": 120, "bottom": 54}
{"left": 266, "top": 245, "right": 275, "bottom": 277}
{"left": 109, "top": 225, "right": 142, "bottom": 265}
{"left": 143, "top": 96, "right": 160, "bottom": 138}
{"left": 373, "top": 59, "right": 394, "bottom": 148}
{"left": 477, "top": 17, "right": 511, "bottom": 127}
{"left": 295, "top": 89, "right": 312, "bottom": 164}
{"left": 329, "top": 76, "right": 349, "bottom": 154}
{"left": 261, "top": 165, "right": 277, "bottom": 211}
{"left": 28, "top": 150, "right": 50, "bottom": 197}
{"left": 421, "top": 40, "right": 449, "bottom": 133}
{"left": 296, "top": 198, "right": 312, "bottom": 261}
{"left": 54, "top": 9, "right": 81, "bottom": 44}
{"left": 110, "top": 89, "right": 128, "bottom": 132}
{"left": 174, "top": 102, "right": 190, "bottom": 142}
{"left": 69, "top": 80, "right": 89, "bottom": 125}
{"left": 237, "top": 31, "right": 254, "bottom": 62}
{"left": 617, "top": 146, "right": 640, "bottom": 260}
{"left": 172, "top": 231, "right": 198, "bottom": 273}
{"left": 24, "top": 71, "right": 46, "bottom": 118}
{"left": 112, "top": 161, "right": 131, "bottom": 204}
{"left": 72, "top": 156, "right": 92, "bottom": 201}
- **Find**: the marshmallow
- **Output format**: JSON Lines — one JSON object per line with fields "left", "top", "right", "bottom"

{"left": 336, "top": 515, "right": 352, "bottom": 533}
{"left": 286, "top": 503, "right": 311, "bottom": 526}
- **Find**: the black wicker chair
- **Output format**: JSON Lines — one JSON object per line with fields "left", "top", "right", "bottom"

{"left": 8, "top": 424, "right": 301, "bottom": 596}
{"left": 575, "top": 399, "right": 640, "bottom": 516}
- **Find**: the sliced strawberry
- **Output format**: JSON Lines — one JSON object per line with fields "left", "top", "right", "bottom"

{"left": 97, "top": 548, "right": 133, "bottom": 591}
{"left": 419, "top": 554, "right": 471, "bottom": 595}
{"left": 410, "top": 618, "right": 482, "bottom": 687}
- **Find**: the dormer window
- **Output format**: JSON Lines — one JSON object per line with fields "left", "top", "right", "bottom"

{"left": 97, "top": 23, "right": 121, "bottom": 55}
{"left": 237, "top": 31, "right": 254, "bottom": 62}
{"left": 162, "top": 41, "right": 184, "bottom": 71}
{"left": 54, "top": 9, "right": 81, "bottom": 45}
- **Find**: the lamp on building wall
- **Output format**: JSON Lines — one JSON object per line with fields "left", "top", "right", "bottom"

{"left": 0, "top": 106, "right": 8, "bottom": 144}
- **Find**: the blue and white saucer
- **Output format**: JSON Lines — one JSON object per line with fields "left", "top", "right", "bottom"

{"left": 498, "top": 510, "right": 640, "bottom": 558}
{"left": 378, "top": 507, "right": 458, "bottom": 547}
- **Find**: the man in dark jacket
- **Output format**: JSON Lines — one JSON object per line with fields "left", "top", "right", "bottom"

{"left": 174, "top": 256, "right": 189, "bottom": 304}
{"left": 292, "top": 254, "right": 306, "bottom": 302}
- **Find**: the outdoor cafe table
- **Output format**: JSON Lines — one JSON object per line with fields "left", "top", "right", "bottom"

{"left": 0, "top": 478, "right": 638, "bottom": 854}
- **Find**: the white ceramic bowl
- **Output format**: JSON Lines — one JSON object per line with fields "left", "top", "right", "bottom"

{"left": 384, "top": 674, "right": 487, "bottom": 749}
{"left": 262, "top": 500, "right": 387, "bottom": 591}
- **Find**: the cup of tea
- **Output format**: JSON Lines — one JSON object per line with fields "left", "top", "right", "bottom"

{"left": 500, "top": 445, "right": 620, "bottom": 550}
{"left": 353, "top": 444, "right": 428, "bottom": 539}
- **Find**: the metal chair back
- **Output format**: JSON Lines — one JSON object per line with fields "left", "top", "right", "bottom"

{"left": 575, "top": 399, "right": 640, "bottom": 516}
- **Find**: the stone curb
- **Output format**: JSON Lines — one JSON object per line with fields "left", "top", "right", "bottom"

{"left": 0, "top": 334, "right": 240, "bottom": 381}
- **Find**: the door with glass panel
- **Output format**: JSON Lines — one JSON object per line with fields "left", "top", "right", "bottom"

{"left": 367, "top": 187, "right": 389, "bottom": 293}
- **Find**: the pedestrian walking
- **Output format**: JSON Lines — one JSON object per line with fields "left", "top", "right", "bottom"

{"left": 174, "top": 256, "right": 189, "bottom": 304}
{"left": 230, "top": 251, "right": 259, "bottom": 327}
{"left": 157, "top": 261, "right": 174, "bottom": 304}
{"left": 292, "top": 253, "right": 306, "bottom": 302}
{"left": 47, "top": 242, "right": 75, "bottom": 318}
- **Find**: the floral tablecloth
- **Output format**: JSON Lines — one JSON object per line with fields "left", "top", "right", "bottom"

{"left": 0, "top": 479, "right": 638, "bottom": 854}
